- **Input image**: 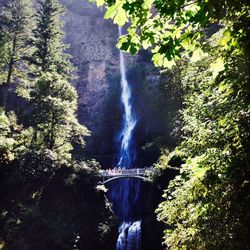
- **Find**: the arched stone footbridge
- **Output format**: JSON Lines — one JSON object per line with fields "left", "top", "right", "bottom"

{"left": 99, "top": 167, "right": 153, "bottom": 184}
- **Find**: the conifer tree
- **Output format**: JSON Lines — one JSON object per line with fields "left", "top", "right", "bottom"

{"left": 0, "top": 0, "right": 34, "bottom": 106}
{"left": 30, "top": 0, "right": 72, "bottom": 78}
{"left": 28, "top": 0, "right": 89, "bottom": 161}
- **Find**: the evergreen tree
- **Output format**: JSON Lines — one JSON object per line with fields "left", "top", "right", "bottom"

{"left": 27, "top": 0, "right": 89, "bottom": 161}
{"left": 0, "top": 0, "right": 34, "bottom": 106}
{"left": 30, "top": 0, "right": 72, "bottom": 78}
{"left": 0, "top": 27, "right": 9, "bottom": 83}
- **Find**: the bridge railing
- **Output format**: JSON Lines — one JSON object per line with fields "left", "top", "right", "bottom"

{"left": 99, "top": 167, "right": 153, "bottom": 177}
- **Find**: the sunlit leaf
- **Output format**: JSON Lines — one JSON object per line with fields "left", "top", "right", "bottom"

{"left": 114, "top": 7, "right": 128, "bottom": 26}
{"left": 163, "top": 58, "right": 176, "bottom": 69}
{"left": 218, "top": 30, "right": 231, "bottom": 48}
{"left": 190, "top": 48, "right": 204, "bottom": 62}
{"left": 152, "top": 53, "right": 164, "bottom": 66}
{"left": 96, "top": 0, "right": 105, "bottom": 7}
{"left": 210, "top": 57, "right": 225, "bottom": 78}
{"left": 104, "top": 2, "right": 121, "bottom": 19}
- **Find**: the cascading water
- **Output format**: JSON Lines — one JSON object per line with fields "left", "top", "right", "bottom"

{"left": 117, "top": 221, "right": 141, "bottom": 250}
{"left": 109, "top": 27, "right": 142, "bottom": 250}
{"left": 117, "top": 26, "right": 136, "bottom": 168}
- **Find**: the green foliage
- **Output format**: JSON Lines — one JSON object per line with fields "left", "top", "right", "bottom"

{"left": 156, "top": 36, "right": 250, "bottom": 250}
{"left": 0, "top": 1, "right": 115, "bottom": 249}
{"left": 19, "top": 0, "right": 89, "bottom": 161}
{"left": 0, "top": 0, "right": 89, "bottom": 162}
{"left": 0, "top": 152, "right": 117, "bottom": 250}
{"left": 0, "top": 0, "right": 34, "bottom": 85}
{"left": 0, "top": 29, "right": 9, "bottom": 83}
{"left": 92, "top": 0, "right": 250, "bottom": 68}
{"left": 29, "top": 72, "right": 89, "bottom": 162}
{"left": 0, "top": 109, "right": 32, "bottom": 163}
{"left": 30, "top": 0, "right": 72, "bottom": 78}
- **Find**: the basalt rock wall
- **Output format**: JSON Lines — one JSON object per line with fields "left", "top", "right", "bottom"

{"left": 61, "top": 0, "right": 177, "bottom": 168}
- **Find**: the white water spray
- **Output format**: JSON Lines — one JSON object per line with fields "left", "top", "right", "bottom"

{"left": 117, "top": 221, "right": 142, "bottom": 250}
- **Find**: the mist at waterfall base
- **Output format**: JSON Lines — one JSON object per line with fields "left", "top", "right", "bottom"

{"left": 107, "top": 27, "right": 143, "bottom": 250}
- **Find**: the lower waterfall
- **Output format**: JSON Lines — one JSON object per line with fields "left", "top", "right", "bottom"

{"left": 117, "top": 221, "right": 142, "bottom": 250}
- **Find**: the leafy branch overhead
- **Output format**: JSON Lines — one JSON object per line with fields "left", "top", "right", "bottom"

{"left": 92, "top": 0, "right": 250, "bottom": 68}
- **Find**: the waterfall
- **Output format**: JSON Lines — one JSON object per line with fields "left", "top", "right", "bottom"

{"left": 112, "top": 26, "right": 142, "bottom": 250}
{"left": 117, "top": 221, "right": 142, "bottom": 250}
{"left": 117, "top": 27, "right": 137, "bottom": 168}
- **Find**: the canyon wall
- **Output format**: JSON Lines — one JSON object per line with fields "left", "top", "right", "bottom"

{"left": 61, "top": 0, "right": 177, "bottom": 167}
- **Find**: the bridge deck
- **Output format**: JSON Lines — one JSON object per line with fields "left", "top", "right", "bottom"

{"left": 99, "top": 168, "right": 152, "bottom": 178}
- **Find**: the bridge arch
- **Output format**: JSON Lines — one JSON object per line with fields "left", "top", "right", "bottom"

{"left": 101, "top": 175, "right": 149, "bottom": 184}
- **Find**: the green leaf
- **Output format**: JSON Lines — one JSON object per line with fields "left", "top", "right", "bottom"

{"left": 190, "top": 48, "right": 206, "bottom": 62}
{"left": 96, "top": 0, "right": 105, "bottom": 7}
{"left": 210, "top": 57, "right": 225, "bottom": 78}
{"left": 143, "top": 0, "right": 154, "bottom": 9}
{"left": 104, "top": 2, "right": 120, "bottom": 19}
{"left": 218, "top": 30, "right": 231, "bottom": 48}
{"left": 129, "top": 44, "right": 138, "bottom": 54}
{"left": 152, "top": 53, "right": 164, "bottom": 66}
{"left": 163, "top": 58, "right": 176, "bottom": 69}
{"left": 114, "top": 7, "right": 128, "bottom": 26}
{"left": 142, "top": 39, "right": 151, "bottom": 49}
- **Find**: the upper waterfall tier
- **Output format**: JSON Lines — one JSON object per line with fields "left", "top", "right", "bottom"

{"left": 117, "top": 27, "right": 137, "bottom": 169}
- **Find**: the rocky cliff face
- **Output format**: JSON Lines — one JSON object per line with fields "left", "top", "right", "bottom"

{"left": 61, "top": 0, "right": 120, "bottom": 165}
{"left": 60, "top": 0, "right": 179, "bottom": 168}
